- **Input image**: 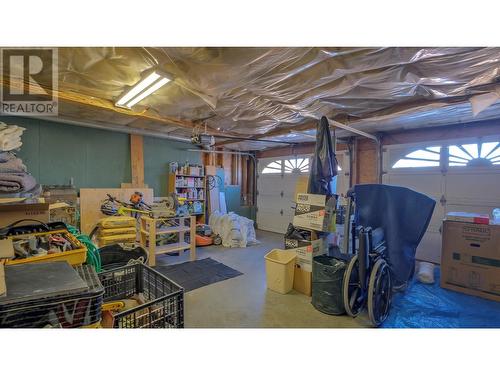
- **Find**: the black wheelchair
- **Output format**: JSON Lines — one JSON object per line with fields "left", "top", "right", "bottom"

{"left": 338, "top": 184, "right": 435, "bottom": 327}
{"left": 342, "top": 225, "right": 392, "bottom": 326}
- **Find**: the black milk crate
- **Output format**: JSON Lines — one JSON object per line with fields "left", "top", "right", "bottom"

{"left": 0, "top": 265, "right": 104, "bottom": 328}
{"left": 98, "top": 263, "right": 184, "bottom": 328}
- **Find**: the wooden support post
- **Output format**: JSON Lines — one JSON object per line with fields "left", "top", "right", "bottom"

{"left": 130, "top": 134, "right": 145, "bottom": 187}
{"left": 190, "top": 215, "right": 196, "bottom": 261}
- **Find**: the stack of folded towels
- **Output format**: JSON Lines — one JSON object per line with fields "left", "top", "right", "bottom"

{"left": 0, "top": 122, "right": 40, "bottom": 197}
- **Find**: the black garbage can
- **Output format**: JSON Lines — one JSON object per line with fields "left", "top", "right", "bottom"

{"left": 312, "top": 255, "right": 348, "bottom": 315}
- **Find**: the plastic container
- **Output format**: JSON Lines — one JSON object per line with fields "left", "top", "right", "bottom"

{"left": 0, "top": 265, "right": 104, "bottom": 328}
{"left": 99, "top": 244, "right": 148, "bottom": 271}
{"left": 98, "top": 263, "right": 184, "bottom": 328}
{"left": 264, "top": 249, "right": 296, "bottom": 294}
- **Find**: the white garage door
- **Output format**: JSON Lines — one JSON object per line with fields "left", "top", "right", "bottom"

{"left": 257, "top": 152, "right": 350, "bottom": 234}
{"left": 383, "top": 137, "right": 500, "bottom": 264}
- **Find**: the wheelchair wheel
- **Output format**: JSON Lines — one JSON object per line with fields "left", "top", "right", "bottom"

{"left": 367, "top": 258, "right": 392, "bottom": 327}
{"left": 342, "top": 254, "right": 364, "bottom": 317}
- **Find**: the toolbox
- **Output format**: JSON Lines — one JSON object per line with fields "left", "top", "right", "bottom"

{"left": 2, "top": 221, "right": 87, "bottom": 266}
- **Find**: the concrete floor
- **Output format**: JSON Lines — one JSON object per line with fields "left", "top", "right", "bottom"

{"left": 156, "top": 230, "right": 370, "bottom": 328}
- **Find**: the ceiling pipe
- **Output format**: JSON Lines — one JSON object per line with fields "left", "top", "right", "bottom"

{"left": 28, "top": 116, "right": 192, "bottom": 144}
{"left": 328, "top": 118, "right": 378, "bottom": 141}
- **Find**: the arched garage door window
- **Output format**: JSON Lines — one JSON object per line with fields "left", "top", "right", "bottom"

{"left": 392, "top": 141, "right": 500, "bottom": 169}
{"left": 261, "top": 156, "right": 342, "bottom": 174}
{"left": 262, "top": 157, "right": 310, "bottom": 174}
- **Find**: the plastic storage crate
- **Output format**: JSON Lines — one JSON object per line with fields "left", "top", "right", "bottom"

{"left": 98, "top": 263, "right": 184, "bottom": 328}
{"left": 0, "top": 265, "right": 104, "bottom": 328}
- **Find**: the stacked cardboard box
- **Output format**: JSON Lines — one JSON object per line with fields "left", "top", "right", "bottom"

{"left": 441, "top": 215, "right": 500, "bottom": 302}
{"left": 283, "top": 180, "right": 337, "bottom": 295}
{"left": 0, "top": 238, "right": 15, "bottom": 297}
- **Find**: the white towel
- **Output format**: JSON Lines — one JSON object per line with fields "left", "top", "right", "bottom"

{"left": 0, "top": 123, "right": 25, "bottom": 151}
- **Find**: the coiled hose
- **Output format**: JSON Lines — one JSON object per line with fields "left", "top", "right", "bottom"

{"left": 67, "top": 225, "right": 102, "bottom": 272}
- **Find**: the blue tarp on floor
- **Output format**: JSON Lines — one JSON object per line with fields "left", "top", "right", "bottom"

{"left": 383, "top": 268, "right": 500, "bottom": 328}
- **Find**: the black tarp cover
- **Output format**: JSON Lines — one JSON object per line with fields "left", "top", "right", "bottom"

{"left": 307, "top": 116, "right": 338, "bottom": 195}
{"left": 353, "top": 184, "right": 436, "bottom": 291}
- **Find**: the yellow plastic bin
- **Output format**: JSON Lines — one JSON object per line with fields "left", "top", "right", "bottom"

{"left": 264, "top": 249, "right": 297, "bottom": 294}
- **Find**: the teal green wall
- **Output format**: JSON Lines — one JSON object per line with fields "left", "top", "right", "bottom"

{"left": 143, "top": 136, "right": 201, "bottom": 196}
{"left": 0, "top": 116, "right": 200, "bottom": 196}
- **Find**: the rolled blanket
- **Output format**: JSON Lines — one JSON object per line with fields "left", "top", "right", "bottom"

{"left": 0, "top": 155, "right": 27, "bottom": 173}
{"left": 0, "top": 172, "right": 37, "bottom": 193}
{"left": 0, "top": 152, "right": 16, "bottom": 163}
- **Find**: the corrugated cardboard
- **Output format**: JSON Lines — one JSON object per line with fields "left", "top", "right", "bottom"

{"left": 0, "top": 202, "right": 50, "bottom": 228}
{"left": 285, "top": 228, "right": 326, "bottom": 272}
{"left": 293, "top": 264, "right": 312, "bottom": 296}
{"left": 441, "top": 220, "right": 500, "bottom": 302}
{"left": 0, "top": 263, "right": 5, "bottom": 297}
{"left": 294, "top": 175, "right": 309, "bottom": 198}
{"left": 293, "top": 193, "right": 336, "bottom": 232}
{"left": 0, "top": 238, "right": 15, "bottom": 259}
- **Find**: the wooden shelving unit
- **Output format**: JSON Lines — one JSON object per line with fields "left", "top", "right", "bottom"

{"left": 140, "top": 215, "right": 196, "bottom": 267}
{"left": 168, "top": 169, "right": 206, "bottom": 223}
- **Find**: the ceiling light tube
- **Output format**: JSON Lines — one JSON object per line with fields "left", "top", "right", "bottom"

{"left": 125, "top": 77, "right": 170, "bottom": 108}
{"left": 115, "top": 71, "right": 171, "bottom": 108}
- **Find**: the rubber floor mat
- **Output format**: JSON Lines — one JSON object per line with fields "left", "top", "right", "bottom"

{"left": 155, "top": 257, "right": 243, "bottom": 292}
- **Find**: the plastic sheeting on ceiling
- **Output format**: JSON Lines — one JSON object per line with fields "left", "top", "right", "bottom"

{"left": 3, "top": 47, "right": 500, "bottom": 150}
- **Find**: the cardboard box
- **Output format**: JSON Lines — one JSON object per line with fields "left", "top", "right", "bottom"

{"left": 0, "top": 263, "right": 5, "bottom": 297}
{"left": 293, "top": 264, "right": 312, "bottom": 296}
{"left": 285, "top": 228, "right": 326, "bottom": 272}
{"left": 0, "top": 238, "right": 15, "bottom": 259}
{"left": 441, "top": 220, "right": 500, "bottom": 302}
{"left": 293, "top": 193, "right": 336, "bottom": 232}
{"left": 0, "top": 202, "right": 50, "bottom": 228}
{"left": 446, "top": 212, "right": 490, "bottom": 225}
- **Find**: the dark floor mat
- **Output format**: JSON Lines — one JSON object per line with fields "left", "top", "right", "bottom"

{"left": 155, "top": 257, "right": 243, "bottom": 292}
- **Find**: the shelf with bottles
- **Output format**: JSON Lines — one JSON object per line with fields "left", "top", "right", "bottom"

{"left": 175, "top": 187, "right": 205, "bottom": 201}
{"left": 174, "top": 176, "right": 205, "bottom": 188}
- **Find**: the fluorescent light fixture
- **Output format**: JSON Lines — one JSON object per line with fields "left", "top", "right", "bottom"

{"left": 115, "top": 71, "right": 171, "bottom": 108}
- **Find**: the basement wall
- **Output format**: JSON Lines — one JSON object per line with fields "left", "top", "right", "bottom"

{"left": 0, "top": 116, "right": 201, "bottom": 196}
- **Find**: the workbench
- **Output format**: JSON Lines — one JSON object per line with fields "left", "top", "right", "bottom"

{"left": 139, "top": 215, "right": 196, "bottom": 267}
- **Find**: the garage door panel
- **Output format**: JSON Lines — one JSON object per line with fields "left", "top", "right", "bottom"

{"left": 256, "top": 211, "right": 289, "bottom": 233}
{"left": 446, "top": 203, "right": 497, "bottom": 216}
{"left": 416, "top": 232, "right": 442, "bottom": 264}
{"left": 258, "top": 176, "right": 283, "bottom": 194}
{"left": 446, "top": 172, "right": 500, "bottom": 203}
{"left": 257, "top": 194, "right": 286, "bottom": 212}
{"left": 383, "top": 173, "right": 442, "bottom": 197}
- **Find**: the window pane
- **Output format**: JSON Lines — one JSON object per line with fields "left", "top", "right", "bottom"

{"left": 284, "top": 159, "right": 294, "bottom": 169}
{"left": 449, "top": 162, "right": 467, "bottom": 167}
{"left": 267, "top": 161, "right": 281, "bottom": 169}
{"left": 262, "top": 168, "right": 281, "bottom": 174}
{"left": 487, "top": 147, "right": 500, "bottom": 160}
{"left": 426, "top": 146, "right": 442, "bottom": 153}
{"left": 480, "top": 142, "right": 499, "bottom": 158}
{"left": 393, "top": 159, "right": 440, "bottom": 168}
{"left": 462, "top": 144, "right": 479, "bottom": 159}
{"left": 449, "top": 156, "right": 468, "bottom": 163}
{"left": 406, "top": 149, "right": 440, "bottom": 161}
{"left": 449, "top": 145, "right": 473, "bottom": 160}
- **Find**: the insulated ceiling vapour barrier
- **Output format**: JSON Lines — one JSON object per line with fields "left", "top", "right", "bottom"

{"left": 2, "top": 47, "right": 500, "bottom": 150}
